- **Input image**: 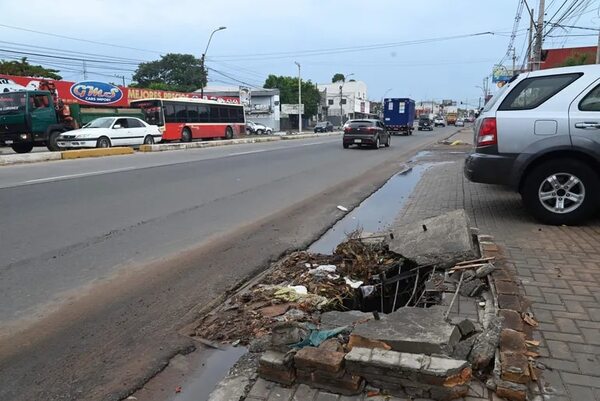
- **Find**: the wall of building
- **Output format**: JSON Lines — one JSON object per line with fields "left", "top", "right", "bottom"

{"left": 317, "top": 80, "right": 369, "bottom": 120}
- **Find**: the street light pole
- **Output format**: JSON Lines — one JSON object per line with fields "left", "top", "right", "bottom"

{"left": 200, "top": 26, "right": 227, "bottom": 98}
{"left": 295, "top": 61, "right": 301, "bottom": 133}
{"left": 338, "top": 73, "right": 354, "bottom": 126}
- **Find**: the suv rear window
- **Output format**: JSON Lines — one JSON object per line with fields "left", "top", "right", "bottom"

{"left": 498, "top": 73, "right": 581, "bottom": 111}
{"left": 348, "top": 120, "right": 375, "bottom": 127}
{"left": 579, "top": 84, "right": 600, "bottom": 111}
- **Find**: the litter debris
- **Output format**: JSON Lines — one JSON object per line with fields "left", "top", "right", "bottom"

{"left": 525, "top": 340, "right": 540, "bottom": 347}
{"left": 337, "top": 205, "right": 349, "bottom": 212}
{"left": 344, "top": 277, "right": 364, "bottom": 288}
{"left": 175, "top": 386, "right": 182, "bottom": 393}
{"left": 521, "top": 312, "right": 538, "bottom": 327}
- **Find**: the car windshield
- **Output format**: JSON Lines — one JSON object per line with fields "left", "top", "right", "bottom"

{"left": 0, "top": 92, "right": 26, "bottom": 115}
{"left": 316, "top": 122, "right": 327, "bottom": 127}
{"left": 84, "top": 117, "right": 115, "bottom": 128}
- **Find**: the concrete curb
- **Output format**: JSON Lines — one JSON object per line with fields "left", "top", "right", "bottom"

{"left": 280, "top": 132, "right": 341, "bottom": 140}
{"left": 139, "top": 137, "right": 281, "bottom": 152}
{"left": 61, "top": 147, "right": 134, "bottom": 160}
{"left": 0, "top": 152, "right": 61, "bottom": 166}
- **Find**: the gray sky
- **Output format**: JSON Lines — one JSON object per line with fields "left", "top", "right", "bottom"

{"left": 1, "top": 0, "right": 599, "bottom": 105}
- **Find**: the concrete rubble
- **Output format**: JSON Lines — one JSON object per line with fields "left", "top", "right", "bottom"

{"left": 200, "top": 210, "right": 532, "bottom": 401}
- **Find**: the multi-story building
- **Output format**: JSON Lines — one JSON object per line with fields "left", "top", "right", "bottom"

{"left": 317, "top": 80, "right": 370, "bottom": 125}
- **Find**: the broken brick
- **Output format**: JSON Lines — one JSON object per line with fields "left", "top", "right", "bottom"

{"left": 296, "top": 370, "right": 364, "bottom": 396}
{"left": 347, "top": 334, "right": 391, "bottom": 351}
{"left": 257, "top": 364, "right": 296, "bottom": 385}
{"left": 495, "top": 379, "right": 528, "bottom": 401}
{"left": 500, "top": 329, "right": 527, "bottom": 354}
{"left": 495, "top": 280, "right": 520, "bottom": 295}
{"left": 318, "top": 338, "right": 344, "bottom": 353}
{"left": 498, "top": 294, "right": 522, "bottom": 311}
{"left": 500, "top": 351, "right": 531, "bottom": 384}
{"left": 498, "top": 309, "right": 524, "bottom": 332}
{"left": 294, "top": 347, "right": 345, "bottom": 373}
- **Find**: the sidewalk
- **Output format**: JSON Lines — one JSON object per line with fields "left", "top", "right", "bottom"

{"left": 395, "top": 130, "right": 600, "bottom": 401}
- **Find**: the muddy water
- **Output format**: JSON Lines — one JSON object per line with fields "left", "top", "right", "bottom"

{"left": 309, "top": 163, "right": 441, "bottom": 254}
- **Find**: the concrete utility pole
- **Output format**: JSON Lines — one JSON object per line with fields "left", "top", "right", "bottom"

{"left": 295, "top": 61, "right": 302, "bottom": 133}
{"left": 338, "top": 73, "right": 354, "bottom": 126}
{"left": 200, "top": 26, "right": 227, "bottom": 98}
{"left": 82, "top": 60, "right": 88, "bottom": 80}
{"left": 596, "top": 25, "right": 600, "bottom": 64}
{"left": 115, "top": 75, "right": 126, "bottom": 86}
{"left": 533, "top": 0, "right": 545, "bottom": 70}
{"left": 512, "top": 48, "right": 517, "bottom": 75}
{"left": 528, "top": 9, "right": 534, "bottom": 70}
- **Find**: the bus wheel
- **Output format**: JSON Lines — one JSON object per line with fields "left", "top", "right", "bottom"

{"left": 11, "top": 143, "right": 34, "bottom": 153}
{"left": 225, "top": 126, "right": 234, "bottom": 139}
{"left": 46, "top": 130, "right": 62, "bottom": 151}
{"left": 181, "top": 128, "right": 192, "bottom": 142}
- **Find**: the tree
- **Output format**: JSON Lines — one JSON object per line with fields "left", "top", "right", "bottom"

{"left": 561, "top": 53, "right": 592, "bottom": 67}
{"left": 264, "top": 74, "right": 320, "bottom": 117}
{"left": 132, "top": 53, "right": 206, "bottom": 92}
{"left": 331, "top": 73, "right": 345, "bottom": 83}
{"left": 0, "top": 57, "right": 62, "bottom": 80}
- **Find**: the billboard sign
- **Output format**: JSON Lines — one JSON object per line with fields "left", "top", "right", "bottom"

{"left": 0, "top": 74, "right": 240, "bottom": 106}
{"left": 492, "top": 65, "right": 512, "bottom": 83}
{"left": 281, "top": 103, "right": 305, "bottom": 115}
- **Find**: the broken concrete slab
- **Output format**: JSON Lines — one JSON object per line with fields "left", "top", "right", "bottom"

{"left": 388, "top": 209, "right": 478, "bottom": 268}
{"left": 320, "top": 310, "right": 376, "bottom": 330}
{"left": 469, "top": 315, "right": 503, "bottom": 370}
{"left": 350, "top": 306, "right": 460, "bottom": 355}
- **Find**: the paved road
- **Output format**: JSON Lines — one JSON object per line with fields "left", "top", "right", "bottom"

{"left": 0, "top": 127, "right": 457, "bottom": 401}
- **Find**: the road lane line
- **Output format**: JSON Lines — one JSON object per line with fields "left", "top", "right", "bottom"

{"left": 23, "top": 168, "right": 134, "bottom": 184}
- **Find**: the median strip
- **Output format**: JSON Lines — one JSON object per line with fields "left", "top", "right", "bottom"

{"left": 0, "top": 152, "right": 62, "bottom": 166}
{"left": 280, "top": 132, "right": 341, "bottom": 140}
{"left": 61, "top": 147, "right": 134, "bottom": 160}
{"left": 139, "top": 136, "right": 281, "bottom": 152}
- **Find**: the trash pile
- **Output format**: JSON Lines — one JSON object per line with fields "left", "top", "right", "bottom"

{"left": 194, "top": 235, "right": 418, "bottom": 345}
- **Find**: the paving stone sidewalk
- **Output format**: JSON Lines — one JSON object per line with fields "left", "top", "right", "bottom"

{"left": 245, "top": 131, "right": 600, "bottom": 401}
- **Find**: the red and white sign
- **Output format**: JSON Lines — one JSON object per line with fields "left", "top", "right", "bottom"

{"left": 0, "top": 74, "right": 240, "bottom": 107}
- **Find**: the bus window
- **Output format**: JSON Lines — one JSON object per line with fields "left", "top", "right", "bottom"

{"left": 131, "top": 100, "right": 163, "bottom": 125}
{"left": 198, "top": 105, "right": 209, "bottom": 123}
{"left": 187, "top": 106, "right": 199, "bottom": 123}
{"left": 209, "top": 105, "right": 220, "bottom": 123}
{"left": 174, "top": 104, "right": 187, "bottom": 123}
{"left": 164, "top": 104, "right": 176, "bottom": 123}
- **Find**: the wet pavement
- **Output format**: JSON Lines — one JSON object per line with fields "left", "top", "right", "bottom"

{"left": 309, "top": 163, "right": 446, "bottom": 254}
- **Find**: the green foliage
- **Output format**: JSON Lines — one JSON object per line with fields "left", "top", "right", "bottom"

{"left": 0, "top": 57, "right": 62, "bottom": 80}
{"left": 561, "top": 53, "right": 592, "bottom": 67}
{"left": 264, "top": 74, "right": 320, "bottom": 117}
{"left": 331, "top": 73, "right": 345, "bottom": 83}
{"left": 132, "top": 53, "right": 206, "bottom": 92}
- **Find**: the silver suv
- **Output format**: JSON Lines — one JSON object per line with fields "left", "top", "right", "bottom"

{"left": 465, "top": 65, "right": 600, "bottom": 225}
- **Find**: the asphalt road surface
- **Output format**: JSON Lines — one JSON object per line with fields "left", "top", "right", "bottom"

{"left": 0, "top": 127, "right": 458, "bottom": 401}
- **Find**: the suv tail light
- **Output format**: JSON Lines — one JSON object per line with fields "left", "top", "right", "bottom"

{"left": 477, "top": 118, "right": 497, "bottom": 146}
{"left": 344, "top": 127, "right": 351, "bottom": 133}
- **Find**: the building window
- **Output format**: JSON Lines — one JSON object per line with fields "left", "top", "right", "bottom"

{"left": 328, "top": 99, "right": 334, "bottom": 105}
{"left": 341, "top": 99, "right": 347, "bottom": 105}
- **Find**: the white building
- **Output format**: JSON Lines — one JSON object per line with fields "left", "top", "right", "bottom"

{"left": 317, "top": 80, "right": 370, "bottom": 125}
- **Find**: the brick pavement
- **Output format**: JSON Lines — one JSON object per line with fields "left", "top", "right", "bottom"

{"left": 245, "top": 131, "right": 600, "bottom": 401}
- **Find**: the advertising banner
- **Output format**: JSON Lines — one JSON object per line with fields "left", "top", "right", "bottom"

{"left": 0, "top": 74, "right": 240, "bottom": 106}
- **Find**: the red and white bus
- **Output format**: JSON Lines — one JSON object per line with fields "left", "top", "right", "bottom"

{"left": 130, "top": 98, "right": 245, "bottom": 142}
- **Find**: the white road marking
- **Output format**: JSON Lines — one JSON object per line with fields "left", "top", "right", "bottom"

{"left": 23, "top": 168, "right": 135, "bottom": 184}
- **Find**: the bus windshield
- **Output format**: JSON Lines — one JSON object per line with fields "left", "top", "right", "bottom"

{"left": 0, "top": 92, "right": 26, "bottom": 115}
{"left": 131, "top": 100, "right": 163, "bottom": 126}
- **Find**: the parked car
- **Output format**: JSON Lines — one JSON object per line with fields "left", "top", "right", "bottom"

{"left": 343, "top": 119, "right": 390, "bottom": 149}
{"left": 57, "top": 117, "right": 161, "bottom": 148}
{"left": 314, "top": 121, "right": 334, "bottom": 133}
{"left": 465, "top": 65, "right": 600, "bottom": 225}
{"left": 246, "top": 121, "right": 272, "bottom": 135}
{"left": 455, "top": 118, "right": 465, "bottom": 127}
{"left": 434, "top": 117, "right": 446, "bottom": 127}
{"left": 418, "top": 116, "right": 433, "bottom": 131}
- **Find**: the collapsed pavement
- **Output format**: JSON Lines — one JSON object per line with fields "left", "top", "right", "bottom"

{"left": 192, "top": 209, "right": 537, "bottom": 401}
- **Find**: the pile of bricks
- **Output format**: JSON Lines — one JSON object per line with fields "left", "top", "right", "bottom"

{"left": 345, "top": 347, "right": 472, "bottom": 400}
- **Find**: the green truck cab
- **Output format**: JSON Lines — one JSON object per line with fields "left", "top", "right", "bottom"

{"left": 0, "top": 91, "right": 144, "bottom": 153}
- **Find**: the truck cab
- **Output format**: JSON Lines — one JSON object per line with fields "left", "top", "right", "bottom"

{"left": 0, "top": 90, "right": 63, "bottom": 153}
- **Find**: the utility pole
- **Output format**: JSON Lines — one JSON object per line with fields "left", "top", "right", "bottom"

{"left": 82, "top": 60, "right": 88, "bottom": 80}
{"left": 295, "top": 62, "right": 302, "bottom": 133}
{"left": 339, "top": 84, "right": 344, "bottom": 126}
{"left": 533, "top": 0, "right": 545, "bottom": 70}
{"left": 115, "top": 75, "right": 126, "bottom": 86}
{"left": 512, "top": 48, "right": 517, "bottom": 75}
{"left": 596, "top": 25, "right": 600, "bottom": 64}
{"left": 528, "top": 8, "right": 534, "bottom": 70}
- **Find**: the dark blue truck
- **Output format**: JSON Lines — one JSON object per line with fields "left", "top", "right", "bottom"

{"left": 383, "top": 98, "right": 415, "bottom": 136}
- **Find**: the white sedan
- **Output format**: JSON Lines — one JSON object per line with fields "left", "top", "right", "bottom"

{"left": 57, "top": 117, "right": 162, "bottom": 149}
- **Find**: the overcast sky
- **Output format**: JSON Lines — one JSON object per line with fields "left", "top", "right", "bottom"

{"left": 1, "top": 0, "right": 599, "bottom": 106}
